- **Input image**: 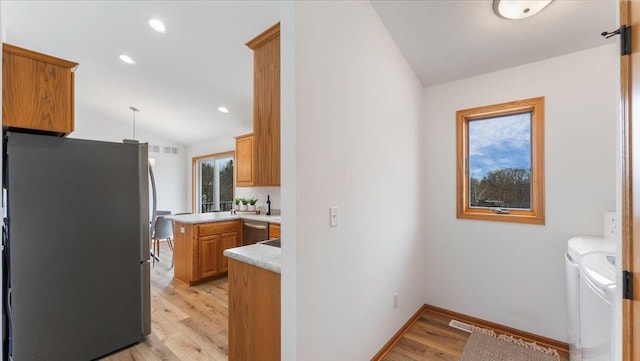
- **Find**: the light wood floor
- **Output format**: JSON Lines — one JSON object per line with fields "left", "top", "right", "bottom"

{"left": 101, "top": 243, "right": 230, "bottom": 361}
{"left": 382, "top": 309, "right": 469, "bottom": 361}
{"left": 382, "top": 308, "right": 569, "bottom": 361}
{"left": 100, "top": 243, "right": 568, "bottom": 361}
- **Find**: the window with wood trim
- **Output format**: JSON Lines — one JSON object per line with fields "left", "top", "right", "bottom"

{"left": 456, "top": 97, "right": 544, "bottom": 224}
{"left": 192, "top": 152, "right": 234, "bottom": 213}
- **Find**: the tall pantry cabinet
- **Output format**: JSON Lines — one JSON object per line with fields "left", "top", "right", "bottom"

{"left": 236, "top": 23, "right": 280, "bottom": 187}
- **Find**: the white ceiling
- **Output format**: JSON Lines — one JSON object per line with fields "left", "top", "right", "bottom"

{"left": 371, "top": 0, "right": 617, "bottom": 86}
{"left": 4, "top": 1, "right": 617, "bottom": 146}
{"left": 4, "top": 0, "right": 279, "bottom": 146}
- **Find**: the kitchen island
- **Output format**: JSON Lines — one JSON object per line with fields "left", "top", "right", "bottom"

{"left": 165, "top": 212, "right": 280, "bottom": 285}
{"left": 224, "top": 243, "right": 281, "bottom": 361}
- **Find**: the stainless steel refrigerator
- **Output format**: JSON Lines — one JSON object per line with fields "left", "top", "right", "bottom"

{"left": 3, "top": 132, "right": 151, "bottom": 361}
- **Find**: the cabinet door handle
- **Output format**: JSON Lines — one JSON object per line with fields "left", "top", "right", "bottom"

{"left": 244, "top": 223, "right": 267, "bottom": 230}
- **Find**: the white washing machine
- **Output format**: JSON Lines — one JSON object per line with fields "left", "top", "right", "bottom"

{"left": 579, "top": 252, "right": 615, "bottom": 361}
{"left": 566, "top": 236, "right": 615, "bottom": 361}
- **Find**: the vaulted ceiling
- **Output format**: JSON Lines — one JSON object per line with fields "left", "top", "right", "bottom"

{"left": 371, "top": 0, "right": 617, "bottom": 86}
{"left": 3, "top": 1, "right": 617, "bottom": 146}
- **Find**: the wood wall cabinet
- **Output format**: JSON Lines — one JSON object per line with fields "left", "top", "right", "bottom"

{"left": 173, "top": 220, "right": 241, "bottom": 285}
{"left": 228, "top": 258, "right": 280, "bottom": 361}
{"left": 2, "top": 43, "right": 77, "bottom": 135}
{"left": 235, "top": 133, "right": 254, "bottom": 187}
{"left": 269, "top": 223, "right": 281, "bottom": 239}
{"left": 237, "top": 23, "right": 280, "bottom": 187}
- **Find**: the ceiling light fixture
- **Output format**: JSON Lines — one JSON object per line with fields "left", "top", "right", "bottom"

{"left": 217, "top": 106, "right": 230, "bottom": 114}
{"left": 493, "top": 0, "right": 553, "bottom": 20}
{"left": 148, "top": 19, "right": 166, "bottom": 33}
{"left": 119, "top": 54, "right": 136, "bottom": 64}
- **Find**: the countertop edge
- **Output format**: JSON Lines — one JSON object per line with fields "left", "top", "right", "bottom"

{"left": 224, "top": 245, "right": 281, "bottom": 274}
{"left": 165, "top": 213, "right": 281, "bottom": 225}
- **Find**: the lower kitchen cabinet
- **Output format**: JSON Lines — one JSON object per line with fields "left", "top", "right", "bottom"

{"left": 269, "top": 223, "right": 281, "bottom": 239}
{"left": 199, "top": 234, "right": 221, "bottom": 279}
{"left": 220, "top": 232, "right": 237, "bottom": 272}
{"left": 173, "top": 220, "right": 241, "bottom": 285}
{"left": 228, "top": 258, "right": 280, "bottom": 361}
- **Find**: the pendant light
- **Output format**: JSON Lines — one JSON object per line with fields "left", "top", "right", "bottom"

{"left": 130, "top": 106, "right": 139, "bottom": 140}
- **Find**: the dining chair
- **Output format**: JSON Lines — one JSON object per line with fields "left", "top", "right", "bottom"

{"left": 151, "top": 211, "right": 173, "bottom": 267}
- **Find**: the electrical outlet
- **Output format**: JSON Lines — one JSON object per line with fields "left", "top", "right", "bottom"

{"left": 330, "top": 206, "right": 338, "bottom": 227}
{"left": 394, "top": 293, "right": 399, "bottom": 309}
{"left": 180, "top": 227, "right": 185, "bottom": 234}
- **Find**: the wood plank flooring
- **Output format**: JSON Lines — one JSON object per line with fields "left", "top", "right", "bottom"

{"left": 382, "top": 309, "right": 469, "bottom": 361}
{"left": 382, "top": 308, "right": 569, "bottom": 361}
{"left": 99, "top": 243, "right": 568, "bottom": 361}
{"left": 100, "top": 243, "right": 229, "bottom": 361}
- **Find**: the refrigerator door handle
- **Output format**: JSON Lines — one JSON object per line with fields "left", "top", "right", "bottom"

{"left": 137, "top": 143, "right": 151, "bottom": 336}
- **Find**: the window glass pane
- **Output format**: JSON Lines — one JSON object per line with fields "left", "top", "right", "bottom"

{"left": 196, "top": 156, "right": 234, "bottom": 213}
{"left": 200, "top": 160, "right": 215, "bottom": 213}
{"left": 468, "top": 112, "right": 532, "bottom": 209}
{"left": 219, "top": 158, "right": 234, "bottom": 210}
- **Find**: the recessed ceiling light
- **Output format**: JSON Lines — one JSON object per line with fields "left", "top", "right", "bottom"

{"left": 148, "top": 19, "right": 166, "bottom": 33}
{"left": 119, "top": 54, "right": 136, "bottom": 64}
{"left": 218, "top": 106, "right": 230, "bottom": 114}
{"left": 493, "top": 0, "right": 553, "bottom": 20}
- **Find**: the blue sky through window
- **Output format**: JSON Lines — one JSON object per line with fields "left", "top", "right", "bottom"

{"left": 468, "top": 112, "right": 531, "bottom": 180}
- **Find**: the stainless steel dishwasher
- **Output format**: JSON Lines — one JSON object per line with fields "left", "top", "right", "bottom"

{"left": 242, "top": 220, "right": 269, "bottom": 245}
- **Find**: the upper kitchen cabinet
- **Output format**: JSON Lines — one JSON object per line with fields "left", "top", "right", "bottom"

{"left": 243, "top": 22, "right": 280, "bottom": 187}
{"left": 235, "top": 133, "right": 255, "bottom": 187}
{"left": 2, "top": 43, "right": 78, "bottom": 135}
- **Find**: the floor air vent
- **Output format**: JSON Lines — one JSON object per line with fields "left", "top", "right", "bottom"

{"left": 449, "top": 319, "right": 473, "bottom": 333}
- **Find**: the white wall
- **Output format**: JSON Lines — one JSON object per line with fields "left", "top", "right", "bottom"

{"left": 281, "top": 2, "right": 425, "bottom": 359}
{"left": 423, "top": 44, "right": 618, "bottom": 342}
{"left": 280, "top": 2, "right": 296, "bottom": 359}
{"left": 71, "top": 106, "right": 188, "bottom": 214}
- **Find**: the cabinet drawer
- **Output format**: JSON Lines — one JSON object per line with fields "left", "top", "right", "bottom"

{"left": 269, "top": 224, "right": 281, "bottom": 239}
{"left": 198, "top": 220, "right": 240, "bottom": 237}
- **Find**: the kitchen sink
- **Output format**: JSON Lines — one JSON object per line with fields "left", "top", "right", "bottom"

{"left": 259, "top": 238, "right": 281, "bottom": 248}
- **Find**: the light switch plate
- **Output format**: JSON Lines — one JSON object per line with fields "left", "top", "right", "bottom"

{"left": 330, "top": 206, "right": 338, "bottom": 227}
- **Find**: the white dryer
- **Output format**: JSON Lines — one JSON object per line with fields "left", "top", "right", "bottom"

{"left": 579, "top": 252, "right": 615, "bottom": 361}
{"left": 566, "top": 236, "right": 615, "bottom": 361}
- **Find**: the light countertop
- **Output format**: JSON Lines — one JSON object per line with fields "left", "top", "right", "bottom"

{"left": 240, "top": 213, "right": 282, "bottom": 224}
{"left": 224, "top": 244, "right": 281, "bottom": 274}
{"left": 164, "top": 212, "right": 281, "bottom": 225}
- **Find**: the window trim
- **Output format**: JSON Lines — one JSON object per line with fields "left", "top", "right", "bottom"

{"left": 192, "top": 151, "right": 235, "bottom": 214}
{"left": 456, "top": 97, "right": 545, "bottom": 225}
